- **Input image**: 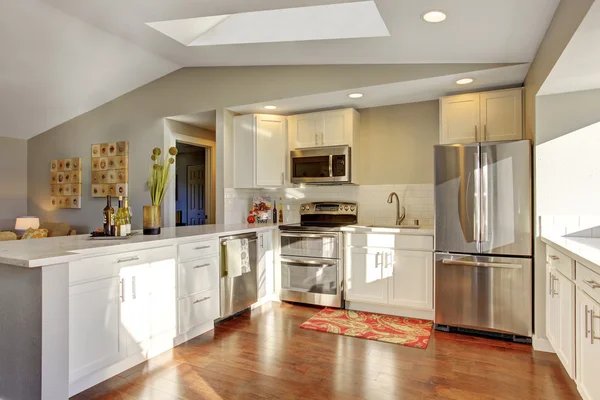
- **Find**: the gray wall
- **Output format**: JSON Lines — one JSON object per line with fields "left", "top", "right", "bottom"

{"left": 536, "top": 88, "right": 600, "bottom": 144}
{"left": 0, "top": 137, "right": 28, "bottom": 230}
{"left": 27, "top": 64, "right": 503, "bottom": 232}
{"left": 358, "top": 101, "right": 439, "bottom": 184}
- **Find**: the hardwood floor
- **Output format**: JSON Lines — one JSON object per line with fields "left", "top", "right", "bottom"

{"left": 72, "top": 302, "right": 580, "bottom": 400}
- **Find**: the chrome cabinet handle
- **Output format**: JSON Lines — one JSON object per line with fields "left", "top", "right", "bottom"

{"left": 315, "top": 133, "right": 318, "bottom": 146}
{"left": 585, "top": 305, "right": 589, "bottom": 339}
{"left": 549, "top": 271, "right": 552, "bottom": 295}
{"left": 193, "top": 263, "right": 211, "bottom": 269}
{"left": 120, "top": 278, "right": 125, "bottom": 303}
{"left": 552, "top": 275, "right": 558, "bottom": 297}
{"left": 321, "top": 132, "right": 324, "bottom": 146}
{"left": 132, "top": 276, "right": 136, "bottom": 300}
{"left": 117, "top": 256, "right": 139, "bottom": 263}
{"left": 591, "top": 308, "right": 600, "bottom": 344}
{"left": 260, "top": 235, "right": 264, "bottom": 248}
{"left": 193, "top": 296, "right": 210, "bottom": 304}
{"left": 548, "top": 255, "right": 559, "bottom": 261}
{"left": 375, "top": 252, "right": 381, "bottom": 268}
{"left": 484, "top": 124, "right": 487, "bottom": 141}
{"left": 281, "top": 172, "right": 284, "bottom": 185}
{"left": 584, "top": 280, "right": 600, "bottom": 289}
{"left": 475, "top": 125, "right": 478, "bottom": 141}
{"left": 194, "top": 245, "right": 210, "bottom": 250}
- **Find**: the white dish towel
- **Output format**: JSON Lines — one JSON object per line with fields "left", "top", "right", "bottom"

{"left": 227, "top": 238, "right": 250, "bottom": 278}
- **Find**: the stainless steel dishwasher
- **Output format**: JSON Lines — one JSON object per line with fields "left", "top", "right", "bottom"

{"left": 219, "top": 232, "right": 258, "bottom": 319}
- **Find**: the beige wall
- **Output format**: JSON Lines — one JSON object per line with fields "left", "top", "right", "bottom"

{"left": 165, "top": 119, "right": 216, "bottom": 141}
{"left": 358, "top": 101, "right": 439, "bottom": 184}
{"left": 0, "top": 137, "right": 28, "bottom": 230}
{"left": 27, "top": 64, "right": 499, "bottom": 230}
{"left": 524, "top": 0, "right": 594, "bottom": 142}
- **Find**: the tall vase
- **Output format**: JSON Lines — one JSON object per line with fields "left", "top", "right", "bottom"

{"left": 143, "top": 205, "right": 161, "bottom": 235}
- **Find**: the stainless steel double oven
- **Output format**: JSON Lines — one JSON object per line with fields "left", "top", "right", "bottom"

{"left": 279, "top": 202, "right": 357, "bottom": 308}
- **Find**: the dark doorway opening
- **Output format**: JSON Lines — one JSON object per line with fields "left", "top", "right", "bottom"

{"left": 175, "top": 143, "right": 207, "bottom": 226}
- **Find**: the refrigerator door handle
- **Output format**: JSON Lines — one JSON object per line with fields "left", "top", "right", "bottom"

{"left": 473, "top": 152, "right": 481, "bottom": 252}
{"left": 442, "top": 258, "right": 522, "bottom": 269}
{"left": 481, "top": 152, "right": 489, "bottom": 243}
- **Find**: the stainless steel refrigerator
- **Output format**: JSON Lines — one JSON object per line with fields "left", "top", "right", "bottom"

{"left": 434, "top": 140, "right": 533, "bottom": 337}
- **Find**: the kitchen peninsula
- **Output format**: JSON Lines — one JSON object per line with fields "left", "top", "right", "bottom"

{"left": 0, "top": 224, "right": 277, "bottom": 400}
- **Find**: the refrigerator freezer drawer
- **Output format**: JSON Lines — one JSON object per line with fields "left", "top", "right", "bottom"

{"left": 434, "top": 253, "right": 532, "bottom": 336}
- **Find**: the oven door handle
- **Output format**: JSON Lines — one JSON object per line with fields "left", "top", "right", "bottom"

{"left": 280, "top": 232, "right": 338, "bottom": 239}
{"left": 280, "top": 257, "right": 337, "bottom": 267}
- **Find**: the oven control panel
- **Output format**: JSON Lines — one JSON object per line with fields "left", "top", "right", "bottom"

{"left": 299, "top": 202, "right": 358, "bottom": 215}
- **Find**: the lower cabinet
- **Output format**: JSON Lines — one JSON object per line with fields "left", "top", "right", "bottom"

{"left": 257, "top": 231, "right": 273, "bottom": 301}
{"left": 546, "top": 264, "right": 575, "bottom": 378}
{"left": 576, "top": 275, "right": 600, "bottom": 400}
{"left": 345, "top": 245, "right": 433, "bottom": 311}
{"left": 69, "top": 277, "right": 126, "bottom": 383}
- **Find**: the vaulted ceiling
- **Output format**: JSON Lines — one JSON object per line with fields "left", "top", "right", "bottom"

{"left": 2, "top": 0, "right": 561, "bottom": 139}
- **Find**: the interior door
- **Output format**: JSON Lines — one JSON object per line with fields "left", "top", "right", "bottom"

{"left": 187, "top": 165, "right": 205, "bottom": 225}
{"left": 479, "top": 140, "right": 532, "bottom": 256}
{"left": 434, "top": 144, "right": 480, "bottom": 254}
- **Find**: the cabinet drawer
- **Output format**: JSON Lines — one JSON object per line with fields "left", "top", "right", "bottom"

{"left": 547, "top": 245, "right": 574, "bottom": 280}
{"left": 70, "top": 245, "right": 176, "bottom": 284}
{"left": 178, "top": 255, "right": 220, "bottom": 298}
{"left": 178, "top": 287, "right": 220, "bottom": 334}
{"left": 346, "top": 233, "right": 433, "bottom": 251}
{"left": 577, "top": 262, "right": 600, "bottom": 304}
{"left": 178, "top": 239, "right": 219, "bottom": 262}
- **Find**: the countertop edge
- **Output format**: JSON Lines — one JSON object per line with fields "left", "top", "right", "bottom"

{"left": 541, "top": 235, "right": 600, "bottom": 274}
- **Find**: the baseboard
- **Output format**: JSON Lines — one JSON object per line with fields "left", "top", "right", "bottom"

{"left": 532, "top": 335, "right": 555, "bottom": 353}
{"left": 345, "top": 301, "right": 434, "bottom": 320}
{"left": 174, "top": 320, "right": 214, "bottom": 346}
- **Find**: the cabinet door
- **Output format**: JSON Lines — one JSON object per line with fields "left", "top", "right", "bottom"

{"left": 69, "top": 277, "right": 126, "bottom": 382}
{"left": 120, "top": 264, "right": 152, "bottom": 358}
{"left": 150, "top": 258, "right": 177, "bottom": 338}
{"left": 321, "top": 110, "right": 349, "bottom": 147}
{"left": 577, "top": 290, "right": 600, "bottom": 400}
{"left": 345, "top": 248, "right": 387, "bottom": 304}
{"left": 480, "top": 89, "right": 523, "bottom": 142}
{"left": 291, "top": 114, "right": 321, "bottom": 149}
{"left": 255, "top": 115, "right": 287, "bottom": 187}
{"left": 546, "top": 266, "right": 559, "bottom": 352}
{"left": 388, "top": 251, "right": 433, "bottom": 310}
{"left": 555, "top": 271, "right": 575, "bottom": 378}
{"left": 440, "top": 94, "right": 480, "bottom": 144}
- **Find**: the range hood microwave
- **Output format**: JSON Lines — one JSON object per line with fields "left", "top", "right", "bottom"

{"left": 290, "top": 145, "right": 352, "bottom": 184}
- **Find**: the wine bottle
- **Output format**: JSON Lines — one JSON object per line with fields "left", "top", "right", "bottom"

{"left": 116, "top": 196, "right": 125, "bottom": 237}
{"left": 273, "top": 203, "right": 277, "bottom": 224}
{"left": 123, "top": 196, "right": 132, "bottom": 235}
{"left": 103, "top": 195, "right": 114, "bottom": 236}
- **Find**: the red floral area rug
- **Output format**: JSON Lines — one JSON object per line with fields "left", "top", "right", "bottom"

{"left": 300, "top": 308, "right": 433, "bottom": 349}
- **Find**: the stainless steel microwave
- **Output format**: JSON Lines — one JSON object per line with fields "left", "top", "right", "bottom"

{"left": 290, "top": 146, "right": 351, "bottom": 184}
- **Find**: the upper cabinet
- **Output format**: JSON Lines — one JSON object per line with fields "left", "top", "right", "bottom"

{"left": 440, "top": 88, "right": 523, "bottom": 144}
{"left": 233, "top": 114, "right": 287, "bottom": 189}
{"left": 288, "top": 108, "right": 359, "bottom": 149}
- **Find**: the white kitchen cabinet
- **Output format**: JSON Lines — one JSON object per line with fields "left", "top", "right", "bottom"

{"left": 440, "top": 88, "right": 523, "bottom": 144}
{"left": 388, "top": 250, "right": 433, "bottom": 310}
{"left": 69, "top": 277, "right": 126, "bottom": 383}
{"left": 288, "top": 108, "right": 359, "bottom": 149}
{"left": 345, "top": 247, "right": 388, "bottom": 304}
{"left": 546, "top": 264, "right": 575, "bottom": 378}
{"left": 258, "top": 231, "right": 273, "bottom": 300}
{"left": 577, "top": 289, "right": 600, "bottom": 400}
{"left": 233, "top": 114, "right": 287, "bottom": 188}
{"left": 480, "top": 89, "right": 523, "bottom": 142}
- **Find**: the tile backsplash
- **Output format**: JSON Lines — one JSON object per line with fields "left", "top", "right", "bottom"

{"left": 540, "top": 215, "right": 600, "bottom": 238}
{"left": 224, "top": 184, "right": 434, "bottom": 227}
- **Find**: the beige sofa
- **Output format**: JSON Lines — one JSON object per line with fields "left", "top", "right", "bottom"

{"left": 0, "top": 222, "right": 76, "bottom": 241}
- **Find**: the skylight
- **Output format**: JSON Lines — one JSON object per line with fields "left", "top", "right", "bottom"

{"left": 146, "top": 1, "right": 389, "bottom": 47}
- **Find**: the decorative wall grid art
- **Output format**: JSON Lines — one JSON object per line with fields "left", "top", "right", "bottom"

{"left": 50, "top": 158, "right": 82, "bottom": 209}
{"left": 91, "top": 141, "right": 129, "bottom": 197}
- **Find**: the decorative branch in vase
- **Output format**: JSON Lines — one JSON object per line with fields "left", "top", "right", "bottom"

{"left": 143, "top": 146, "right": 178, "bottom": 235}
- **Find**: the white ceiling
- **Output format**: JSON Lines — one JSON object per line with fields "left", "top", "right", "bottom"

{"left": 0, "top": 0, "right": 178, "bottom": 140}
{"left": 229, "top": 64, "right": 530, "bottom": 115}
{"left": 2, "top": 0, "right": 561, "bottom": 139}
{"left": 539, "top": 0, "right": 600, "bottom": 96}
{"left": 42, "top": 0, "right": 559, "bottom": 66}
{"left": 168, "top": 111, "right": 217, "bottom": 132}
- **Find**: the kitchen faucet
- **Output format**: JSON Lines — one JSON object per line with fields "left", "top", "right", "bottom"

{"left": 387, "top": 192, "right": 406, "bottom": 226}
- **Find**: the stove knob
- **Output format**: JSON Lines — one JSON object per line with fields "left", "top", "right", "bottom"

{"left": 350, "top": 206, "right": 356, "bottom": 212}
{"left": 338, "top": 205, "right": 343, "bottom": 211}
{"left": 301, "top": 205, "right": 306, "bottom": 211}
{"left": 344, "top": 205, "right": 349, "bottom": 211}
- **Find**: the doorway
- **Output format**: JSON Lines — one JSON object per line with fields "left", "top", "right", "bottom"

{"left": 175, "top": 143, "right": 208, "bottom": 226}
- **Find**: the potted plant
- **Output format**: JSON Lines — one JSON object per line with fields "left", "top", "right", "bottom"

{"left": 144, "top": 146, "right": 177, "bottom": 235}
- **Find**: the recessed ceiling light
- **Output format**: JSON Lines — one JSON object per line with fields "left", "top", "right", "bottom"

{"left": 264, "top": 105, "right": 277, "bottom": 110}
{"left": 348, "top": 93, "right": 363, "bottom": 99}
{"left": 421, "top": 10, "right": 447, "bottom": 23}
{"left": 456, "top": 78, "right": 474, "bottom": 85}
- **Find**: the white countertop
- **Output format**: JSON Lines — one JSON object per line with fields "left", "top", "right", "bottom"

{"left": 343, "top": 225, "right": 434, "bottom": 236}
{"left": 0, "top": 224, "right": 278, "bottom": 268}
{"left": 541, "top": 234, "right": 600, "bottom": 274}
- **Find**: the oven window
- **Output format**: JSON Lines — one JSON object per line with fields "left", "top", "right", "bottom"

{"left": 281, "top": 262, "right": 338, "bottom": 295}
{"left": 293, "top": 156, "right": 330, "bottom": 178}
{"left": 280, "top": 234, "right": 338, "bottom": 259}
